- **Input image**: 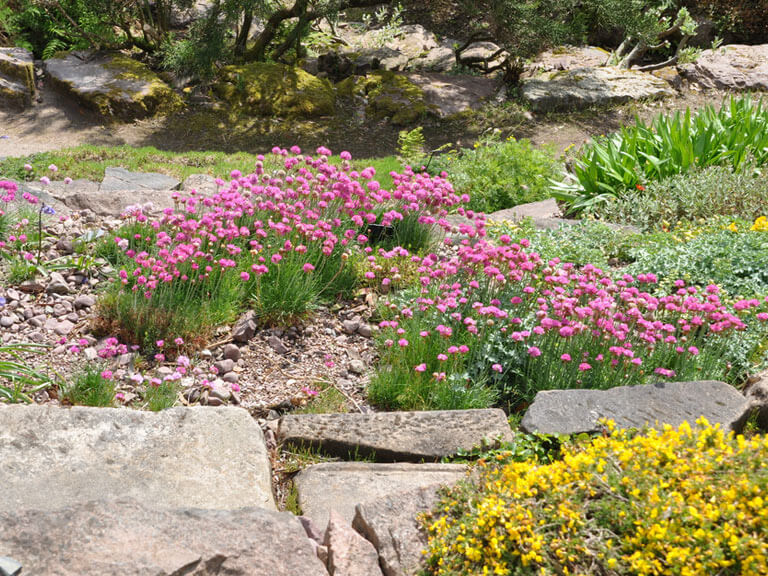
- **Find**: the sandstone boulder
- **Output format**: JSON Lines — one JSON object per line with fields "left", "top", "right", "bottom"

{"left": 680, "top": 44, "right": 768, "bottom": 90}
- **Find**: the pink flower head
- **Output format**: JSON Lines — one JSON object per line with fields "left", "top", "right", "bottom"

{"left": 491, "top": 363, "right": 502, "bottom": 373}
{"left": 414, "top": 363, "right": 427, "bottom": 372}
{"left": 527, "top": 346, "right": 542, "bottom": 357}
{"left": 303, "top": 263, "right": 315, "bottom": 273}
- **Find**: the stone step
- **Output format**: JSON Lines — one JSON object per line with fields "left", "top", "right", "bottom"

{"left": 520, "top": 380, "right": 751, "bottom": 436}
{"left": 295, "top": 461, "right": 468, "bottom": 529}
{"left": 0, "top": 47, "right": 34, "bottom": 92}
{"left": 0, "top": 405, "right": 275, "bottom": 512}
{"left": 0, "top": 75, "right": 31, "bottom": 108}
{"left": 278, "top": 408, "right": 514, "bottom": 462}
{"left": 0, "top": 500, "right": 327, "bottom": 576}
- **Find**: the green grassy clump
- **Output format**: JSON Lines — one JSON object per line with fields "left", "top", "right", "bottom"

{"left": 61, "top": 365, "right": 116, "bottom": 407}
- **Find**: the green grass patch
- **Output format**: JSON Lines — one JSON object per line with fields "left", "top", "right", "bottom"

{"left": 0, "top": 145, "right": 401, "bottom": 191}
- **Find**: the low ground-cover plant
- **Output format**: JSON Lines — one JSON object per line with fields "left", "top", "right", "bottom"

{"left": 0, "top": 341, "right": 51, "bottom": 402}
{"left": 429, "top": 133, "right": 559, "bottom": 213}
{"left": 423, "top": 419, "right": 768, "bottom": 575}
{"left": 97, "top": 147, "right": 472, "bottom": 349}
{"left": 368, "top": 236, "right": 768, "bottom": 411}
{"left": 590, "top": 166, "right": 768, "bottom": 230}
{"left": 553, "top": 96, "right": 768, "bottom": 212}
{"left": 626, "top": 218, "right": 768, "bottom": 299}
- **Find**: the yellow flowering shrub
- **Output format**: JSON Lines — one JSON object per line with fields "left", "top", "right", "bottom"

{"left": 423, "top": 419, "right": 768, "bottom": 576}
{"left": 751, "top": 216, "right": 768, "bottom": 232}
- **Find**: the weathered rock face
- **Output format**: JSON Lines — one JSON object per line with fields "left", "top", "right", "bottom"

{"left": 680, "top": 44, "right": 768, "bottom": 90}
{"left": 44, "top": 51, "right": 182, "bottom": 119}
{"left": 100, "top": 166, "right": 181, "bottom": 192}
{"left": 406, "top": 72, "right": 498, "bottom": 117}
{"left": 520, "top": 381, "right": 751, "bottom": 436}
{"left": 352, "top": 485, "right": 441, "bottom": 576}
{"left": 487, "top": 198, "right": 561, "bottom": 223}
{"left": 215, "top": 62, "right": 335, "bottom": 117}
{"left": 278, "top": 408, "right": 514, "bottom": 462}
{"left": 521, "top": 66, "right": 674, "bottom": 112}
{"left": 0, "top": 405, "right": 276, "bottom": 512}
{"left": 0, "top": 500, "right": 327, "bottom": 576}
{"left": 0, "top": 47, "right": 35, "bottom": 108}
{"left": 527, "top": 45, "right": 610, "bottom": 73}
{"left": 324, "top": 509, "right": 384, "bottom": 576}
{"left": 295, "top": 462, "right": 468, "bottom": 528}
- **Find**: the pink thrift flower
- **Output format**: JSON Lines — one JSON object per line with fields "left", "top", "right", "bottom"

{"left": 303, "top": 263, "right": 315, "bottom": 273}
{"left": 414, "top": 363, "right": 427, "bottom": 372}
{"left": 561, "top": 353, "right": 572, "bottom": 362}
{"left": 491, "top": 363, "right": 502, "bottom": 373}
{"left": 578, "top": 362, "right": 591, "bottom": 371}
{"left": 528, "top": 346, "right": 542, "bottom": 357}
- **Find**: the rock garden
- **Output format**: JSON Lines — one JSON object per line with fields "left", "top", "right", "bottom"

{"left": 1, "top": 1, "right": 768, "bottom": 575}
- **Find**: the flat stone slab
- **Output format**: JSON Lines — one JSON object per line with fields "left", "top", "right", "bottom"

{"left": 278, "top": 409, "right": 514, "bottom": 462}
{"left": 45, "top": 51, "right": 180, "bottom": 119}
{"left": 295, "top": 462, "right": 467, "bottom": 529}
{"left": 352, "top": 485, "right": 441, "bottom": 576}
{"left": 522, "top": 66, "right": 674, "bottom": 112}
{"left": 488, "top": 198, "right": 560, "bottom": 222}
{"left": 680, "top": 44, "right": 768, "bottom": 91}
{"left": 101, "top": 166, "right": 181, "bottom": 191}
{"left": 0, "top": 500, "right": 326, "bottom": 576}
{"left": 520, "top": 380, "right": 751, "bottom": 435}
{"left": 0, "top": 405, "right": 275, "bottom": 511}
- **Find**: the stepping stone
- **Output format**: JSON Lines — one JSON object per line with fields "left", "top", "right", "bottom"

{"left": 520, "top": 380, "right": 751, "bottom": 436}
{"left": 101, "top": 166, "right": 181, "bottom": 192}
{"left": 0, "top": 499, "right": 327, "bottom": 576}
{"left": 352, "top": 485, "right": 442, "bottom": 576}
{"left": 0, "top": 405, "right": 275, "bottom": 512}
{"left": 294, "top": 461, "right": 467, "bottom": 529}
{"left": 487, "top": 198, "right": 560, "bottom": 222}
{"left": 44, "top": 51, "right": 181, "bottom": 120}
{"left": 278, "top": 409, "right": 514, "bottom": 462}
{"left": 324, "top": 509, "right": 383, "bottom": 576}
{"left": 521, "top": 66, "right": 674, "bottom": 112}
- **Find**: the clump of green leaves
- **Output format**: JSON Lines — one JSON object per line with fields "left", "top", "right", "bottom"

{"left": 61, "top": 365, "right": 116, "bottom": 407}
{"left": 432, "top": 133, "right": 560, "bottom": 213}
{"left": 553, "top": 96, "right": 768, "bottom": 213}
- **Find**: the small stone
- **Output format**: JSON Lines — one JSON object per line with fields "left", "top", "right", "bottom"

{"left": 210, "top": 385, "right": 231, "bottom": 402}
{"left": 73, "top": 294, "right": 96, "bottom": 309}
{"left": 6, "top": 289, "right": 20, "bottom": 301}
{"left": 19, "top": 280, "right": 45, "bottom": 294}
{"left": 222, "top": 372, "right": 239, "bottom": 384}
{"left": 206, "top": 396, "right": 224, "bottom": 407}
{"left": 84, "top": 347, "right": 98, "bottom": 361}
{"left": 200, "top": 349, "right": 213, "bottom": 359}
{"left": 357, "top": 324, "right": 373, "bottom": 338}
{"left": 56, "top": 238, "right": 74, "bottom": 254}
{"left": 54, "top": 320, "right": 75, "bottom": 335}
{"left": 0, "top": 316, "right": 15, "bottom": 328}
{"left": 214, "top": 358, "right": 235, "bottom": 374}
{"left": 342, "top": 319, "right": 360, "bottom": 334}
{"left": 232, "top": 310, "right": 257, "bottom": 343}
{"left": 223, "top": 343, "right": 241, "bottom": 362}
{"left": 348, "top": 360, "right": 366, "bottom": 375}
{"left": 46, "top": 272, "right": 70, "bottom": 295}
{"left": 324, "top": 509, "right": 383, "bottom": 576}
{"left": 44, "top": 317, "right": 59, "bottom": 331}
{"left": 52, "top": 304, "right": 69, "bottom": 317}
{"left": 268, "top": 335, "right": 289, "bottom": 355}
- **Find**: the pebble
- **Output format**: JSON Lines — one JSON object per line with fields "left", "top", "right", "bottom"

{"left": 214, "top": 358, "right": 235, "bottom": 374}
{"left": 357, "top": 324, "right": 373, "bottom": 338}
{"left": 73, "top": 294, "right": 96, "bottom": 309}
{"left": 46, "top": 272, "right": 70, "bottom": 295}
{"left": 0, "top": 316, "right": 15, "bottom": 328}
{"left": 54, "top": 320, "right": 75, "bottom": 336}
{"left": 342, "top": 319, "right": 360, "bottom": 334}
{"left": 222, "top": 343, "right": 241, "bottom": 362}
{"left": 348, "top": 359, "right": 366, "bottom": 375}
{"left": 268, "top": 335, "right": 289, "bottom": 355}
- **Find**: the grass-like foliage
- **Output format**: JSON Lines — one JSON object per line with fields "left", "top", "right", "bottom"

{"left": 61, "top": 365, "right": 116, "bottom": 407}
{"left": 553, "top": 96, "right": 768, "bottom": 212}
{"left": 96, "top": 147, "right": 472, "bottom": 349}
{"left": 0, "top": 343, "right": 51, "bottom": 402}
{"left": 430, "top": 133, "right": 559, "bottom": 213}
{"left": 423, "top": 419, "right": 768, "bottom": 575}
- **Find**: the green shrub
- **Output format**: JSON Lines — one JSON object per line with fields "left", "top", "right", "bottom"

{"left": 423, "top": 419, "right": 768, "bottom": 576}
{"left": 144, "top": 379, "right": 178, "bottom": 411}
{"left": 553, "top": 96, "right": 768, "bottom": 212}
{"left": 433, "top": 133, "right": 560, "bottom": 213}
{"left": 61, "top": 365, "right": 116, "bottom": 407}
{"left": 591, "top": 166, "right": 768, "bottom": 230}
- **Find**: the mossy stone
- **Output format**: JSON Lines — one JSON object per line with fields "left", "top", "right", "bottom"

{"left": 214, "top": 62, "right": 335, "bottom": 118}
{"left": 0, "top": 48, "right": 35, "bottom": 96}
{"left": 356, "top": 71, "right": 428, "bottom": 126}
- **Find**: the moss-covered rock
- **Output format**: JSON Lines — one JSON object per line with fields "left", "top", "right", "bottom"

{"left": 44, "top": 51, "right": 183, "bottom": 120}
{"left": 214, "top": 62, "right": 335, "bottom": 118}
{"left": 0, "top": 48, "right": 35, "bottom": 108}
{"left": 338, "top": 71, "right": 429, "bottom": 126}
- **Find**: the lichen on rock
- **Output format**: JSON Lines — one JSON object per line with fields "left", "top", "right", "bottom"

{"left": 339, "top": 70, "right": 430, "bottom": 126}
{"left": 214, "top": 62, "right": 335, "bottom": 118}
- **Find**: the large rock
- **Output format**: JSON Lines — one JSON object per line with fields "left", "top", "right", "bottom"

{"left": 64, "top": 188, "right": 175, "bottom": 216}
{"left": 680, "top": 44, "right": 768, "bottom": 90}
{"left": 278, "top": 409, "right": 513, "bottom": 462}
{"left": 487, "top": 198, "right": 560, "bottom": 222}
{"left": 528, "top": 45, "right": 610, "bottom": 73}
{"left": 521, "top": 66, "right": 674, "bottom": 112}
{"left": 407, "top": 72, "right": 498, "bottom": 117}
{"left": 342, "top": 71, "right": 430, "bottom": 125}
{"left": 44, "top": 51, "right": 181, "bottom": 119}
{"left": 295, "top": 462, "right": 467, "bottom": 528}
{"left": 101, "top": 166, "right": 181, "bottom": 192}
{"left": 0, "top": 500, "right": 327, "bottom": 576}
{"left": 0, "top": 47, "right": 35, "bottom": 108}
{"left": 352, "top": 486, "right": 440, "bottom": 576}
{"left": 520, "top": 381, "right": 751, "bottom": 435}
{"left": 324, "top": 509, "right": 383, "bottom": 576}
{"left": 0, "top": 405, "right": 275, "bottom": 512}
{"left": 215, "top": 62, "right": 335, "bottom": 117}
